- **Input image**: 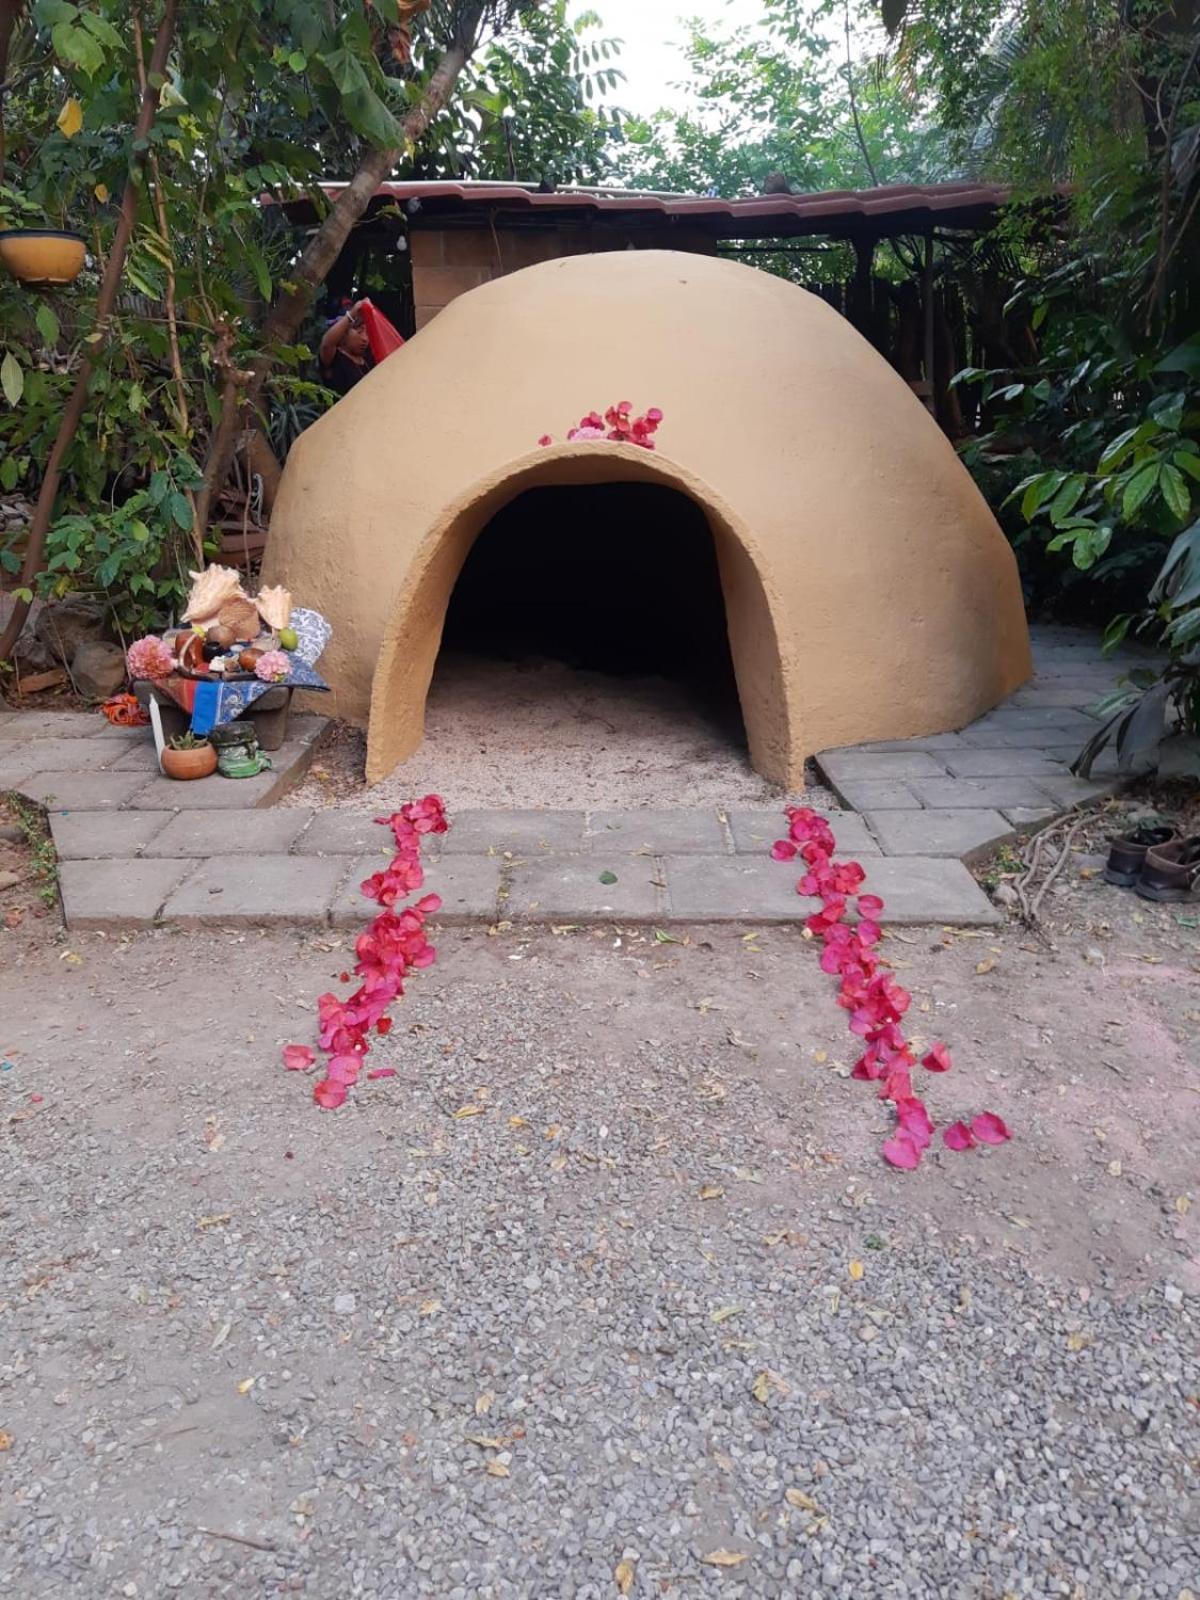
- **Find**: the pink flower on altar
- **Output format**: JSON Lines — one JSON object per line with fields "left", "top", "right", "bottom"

{"left": 567, "top": 424, "right": 606, "bottom": 441}
{"left": 255, "top": 649, "right": 289, "bottom": 682}
{"left": 126, "top": 634, "right": 174, "bottom": 680}
{"left": 538, "top": 434, "right": 553, "bottom": 447}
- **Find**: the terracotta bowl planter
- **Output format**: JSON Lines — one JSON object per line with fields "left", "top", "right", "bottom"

{"left": 0, "top": 229, "right": 87, "bottom": 286}
{"left": 161, "top": 742, "right": 217, "bottom": 781}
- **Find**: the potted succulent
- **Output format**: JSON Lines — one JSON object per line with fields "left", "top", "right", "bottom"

{"left": 0, "top": 185, "right": 86, "bottom": 287}
{"left": 161, "top": 731, "right": 217, "bottom": 781}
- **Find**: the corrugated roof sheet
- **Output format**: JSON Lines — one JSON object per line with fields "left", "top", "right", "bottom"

{"left": 286, "top": 180, "right": 1011, "bottom": 239}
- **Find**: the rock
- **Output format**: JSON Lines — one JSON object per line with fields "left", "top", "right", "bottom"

{"left": 13, "top": 628, "right": 57, "bottom": 677}
{"left": 333, "top": 1292, "right": 356, "bottom": 1315}
{"left": 0, "top": 868, "right": 21, "bottom": 890}
{"left": 35, "top": 595, "right": 110, "bottom": 665}
{"left": 71, "top": 640, "right": 126, "bottom": 700}
{"left": 0, "top": 825, "right": 23, "bottom": 844}
{"left": 1163, "top": 1284, "right": 1184, "bottom": 1309}
{"left": 992, "top": 882, "right": 1018, "bottom": 907}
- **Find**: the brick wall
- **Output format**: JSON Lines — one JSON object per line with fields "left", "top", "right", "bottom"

{"left": 411, "top": 225, "right": 718, "bottom": 329}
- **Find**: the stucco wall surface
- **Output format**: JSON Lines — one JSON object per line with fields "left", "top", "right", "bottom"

{"left": 265, "top": 249, "right": 1031, "bottom": 787}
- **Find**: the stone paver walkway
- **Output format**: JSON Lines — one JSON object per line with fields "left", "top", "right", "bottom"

{"left": 1, "top": 627, "right": 1143, "bottom": 931}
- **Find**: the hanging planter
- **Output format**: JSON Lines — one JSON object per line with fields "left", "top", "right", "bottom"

{"left": 0, "top": 229, "right": 87, "bottom": 287}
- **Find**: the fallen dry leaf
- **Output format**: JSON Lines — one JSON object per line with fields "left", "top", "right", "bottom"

{"left": 419, "top": 1298, "right": 442, "bottom": 1316}
{"left": 848, "top": 1260, "right": 864, "bottom": 1282}
{"left": 485, "top": 1459, "right": 510, "bottom": 1477}
{"left": 236, "top": 1377, "right": 256, "bottom": 1395}
{"left": 1176, "top": 1195, "right": 1191, "bottom": 1216}
{"left": 785, "top": 1488, "right": 820, "bottom": 1512}
{"left": 465, "top": 1434, "right": 503, "bottom": 1449}
{"left": 453, "top": 1105, "right": 483, "bottom": 1120}
{"left": 699, "top": 1184, "right": 725, "bottom": 1201}
{"left": 0, "top": 1431, "right": 12, "bottom": 1451}
{"left": 710, "top": 1305, "right": 742, "bottom": 1324}
{"left": 615, "top": 1557, "right": 635, "bottom": 1593}
{"left": 1066, "top": 1332, "right": 1092, "bottom": 1352}
{"left": 508, "top": 1115, "right": 529, "bottom": 1129}
{"left": 196, "top": 1213, "right": 232, "bottom": 1230}
{"left": 700, "top": 1550, "right": 749, "bottom": 1568}
{"left": 1107, "top": 1160, "right": 1123, "bottom": 1177}
{"left": 975, "top": 959, "right": 996, "bottom": 975}
{"left": 475, "top": 1390, "right": 495, "bottom": 1416}
{"left": 752, "top": 1368, "right": 790, "bottom": 1404}
{"left": 550, "top": 1153, "right": 568, "bottom": 1171}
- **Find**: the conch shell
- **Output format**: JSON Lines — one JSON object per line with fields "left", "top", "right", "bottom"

{"left": 217, "top": 594, "right": 262, "bottom": 640}
{"left": 183, "top": 564, "right": 244, "bottom": 623}
{"left": 255, "top": 584, "right": 292, "bottom": 632}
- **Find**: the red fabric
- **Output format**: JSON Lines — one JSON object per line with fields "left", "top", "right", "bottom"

{"left": 359, "top": 299, "right": 405, "bottom": 363}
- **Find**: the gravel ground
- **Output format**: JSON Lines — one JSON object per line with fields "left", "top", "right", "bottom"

{"left": 1, "top": 801, "right": 1198, "bottom": 1598}
{"left": 287, "top": 654, "right": 812, "bottom": 811}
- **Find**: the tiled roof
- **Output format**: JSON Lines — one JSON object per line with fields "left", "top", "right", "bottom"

{"left": 283, "top": 180, "right": 1011, "bottom": 239}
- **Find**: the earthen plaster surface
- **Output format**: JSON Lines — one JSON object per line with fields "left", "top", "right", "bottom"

{"left": 265, "top": 250, "right": 1031, "bottom": 787}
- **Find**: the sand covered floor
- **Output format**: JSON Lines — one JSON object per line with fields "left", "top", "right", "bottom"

{"left": 288, "top": 653, "right": 814, "bottom": 811}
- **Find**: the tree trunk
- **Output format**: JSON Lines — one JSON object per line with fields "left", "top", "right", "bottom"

{"left": 193, "top": 37, "right": 471, "bottom": 537}
{"left": 0, "top": 0, "right": 28, "bottom": 182}
{"left": 0, "top": 0, "right": 179, "bottom": 668}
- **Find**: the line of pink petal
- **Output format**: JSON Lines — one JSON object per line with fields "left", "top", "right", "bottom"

{"left": 281, "top": 796, "right": 450, "bottom": 1111}
{"left": 770, "top": 808, "right": 1011, "bottom": 1168}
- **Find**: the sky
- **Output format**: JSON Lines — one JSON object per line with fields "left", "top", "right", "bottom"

{"left": 568, "top": 0, "right": 763, "bottom": 118}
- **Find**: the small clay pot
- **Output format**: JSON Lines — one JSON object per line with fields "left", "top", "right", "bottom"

{"left": 161, "top": 742, "right": 217, "bottom": 781}
{"left": 0, "top": 228, "right": 86, "bottom": 285}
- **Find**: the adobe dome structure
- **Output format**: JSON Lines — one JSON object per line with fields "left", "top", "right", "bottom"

{"left": 266, "top": 249, "right": 1031, "bottom": 787}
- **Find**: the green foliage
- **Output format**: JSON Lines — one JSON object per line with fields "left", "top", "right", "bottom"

{"left": 3, "top": 791, "right": 59, "bottom": 909}
{"left": 622, "top": 1, "right": 951, "bottom": 200}
{"left": 914, "top": 0, "right": 1200, "bottom": 768}
{"left": 437, "top": 3, "right": 626, "bottom": 184}
{"left": 1, "top": 0, "right": 568, "bottom": 641}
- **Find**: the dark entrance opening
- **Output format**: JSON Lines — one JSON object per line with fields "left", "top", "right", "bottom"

{"left": 440, "top": 482, "right": 744, "bottom": 739}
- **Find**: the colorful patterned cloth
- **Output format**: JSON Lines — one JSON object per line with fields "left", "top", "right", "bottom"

{"left": 149, "top": 608, "right": 332, "bottom": 734}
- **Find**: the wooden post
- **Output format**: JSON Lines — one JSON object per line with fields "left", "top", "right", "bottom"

{"left": 921, "top": 233, "right": 936, "bottom": 416}
{"left": 852, "top": 235, "right": 875, "bottom": 344}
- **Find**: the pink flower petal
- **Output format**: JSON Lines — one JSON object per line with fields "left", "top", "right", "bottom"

{"left": 313, "top": 1078, "right": 348, "bottom": 1110}
{"left": 896, "top": 1095, "right": 934, "bottom": 1148}
{"left": 367, "top": 1067, "right": 396, "bottom": 1080}
{"left": 921, "top": 1042, "right": 952, "bottom": 1073}
{"left": 770, "top": 840, "right": 798, "bottom": 861}
{"left": 882, "top": 1132, "right": 922, "bottom": 1169}
{"left": 943, "top": 1121, "right": 975, "bottom": 1151}
{"left": 971, "top": 1111, "right": 1011, "bottom": 1145}
{"left": 282, "top": 1044, "right": 315, "bottom": 1072}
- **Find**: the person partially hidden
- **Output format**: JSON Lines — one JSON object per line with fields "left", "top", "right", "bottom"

{"left": 318, "top": 299, "right": 374, "bottom": 396}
